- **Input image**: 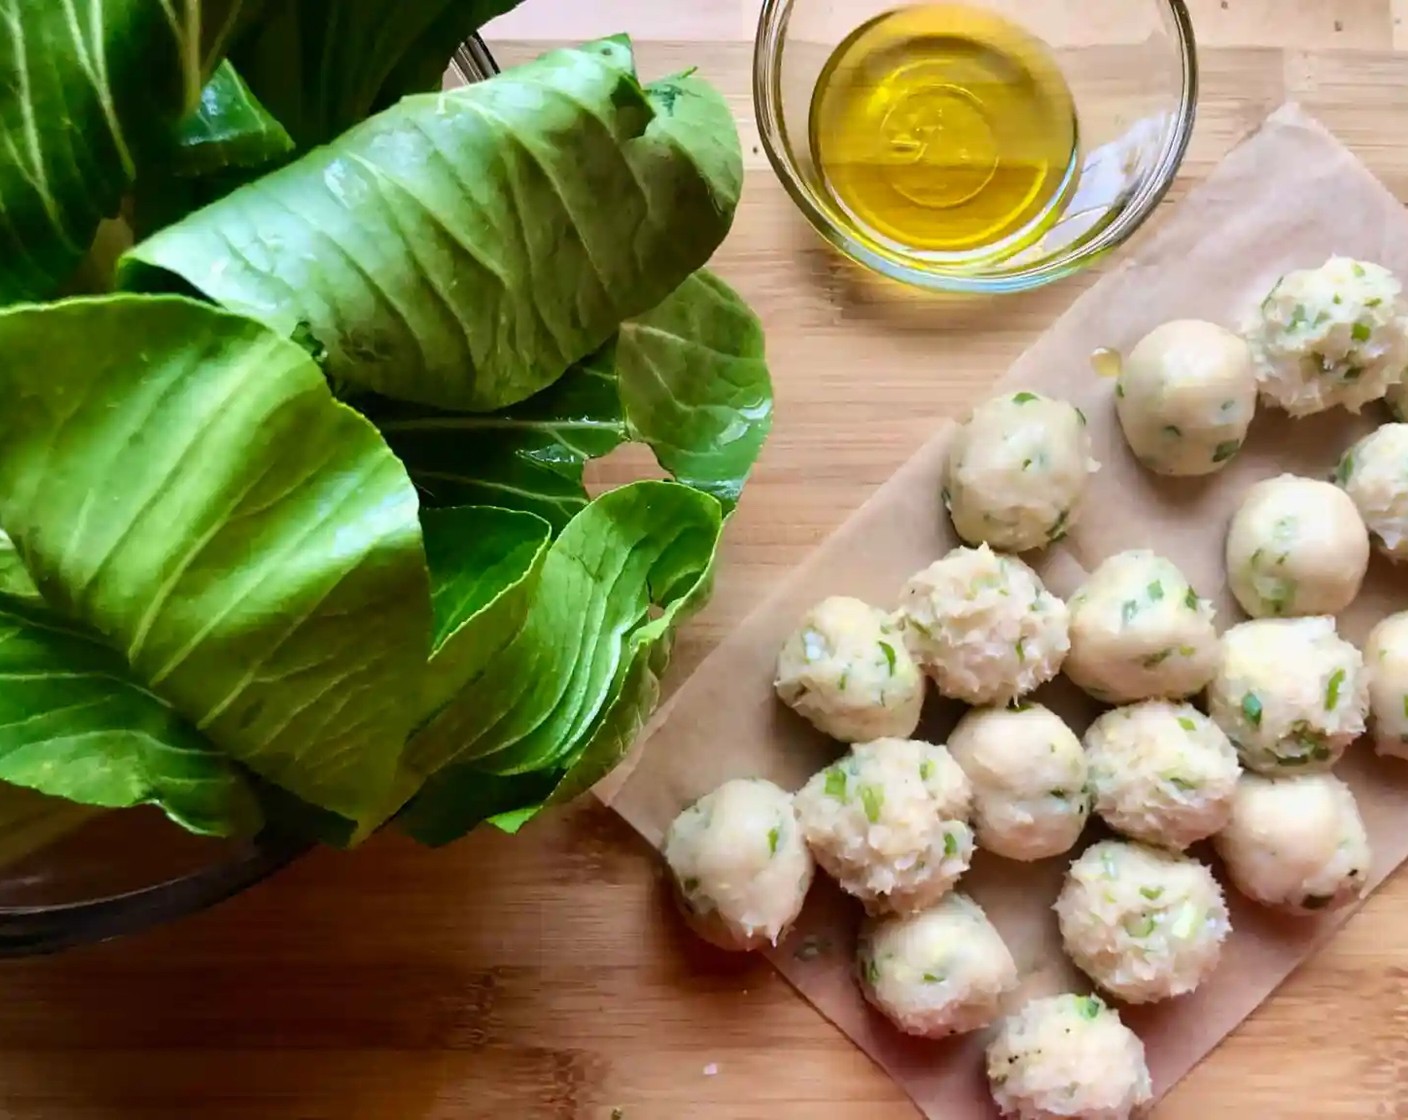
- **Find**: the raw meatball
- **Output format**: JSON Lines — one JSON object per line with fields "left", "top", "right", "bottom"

{"left": 948, "top": 704, "right": 1089, "bottom": 862}
{"left": 1207, "top": 617, "right": 1368, "bottom": 774}
{"left": 1225, "top": 475, "right": 1369, "bottom": 618}
{"left": 987, "top": 994, "right": 1153, "bottom": 1120}
{"left": 664, "top": 778, "right": 815, "bottom": 951}
{"left": 775, "top": 596, "right": 925, "bottom": 743}
{"left": 1115, "top": 319, "right": 1258, "bottom": 476}
{"left": 897, "top": 545, "right": 1070, "bottom": 705}
{"left": 857, "top": 893, "right": 1018, "bottom": 1038}
{"left": 795, "top": 738, "right": 974, "bottom": 915}
{"left": 1365, "top": 611, "right": 1408, "bottom": 759}
{"left": 944, "top": 391, "right": 1099, "bottom": 552}
{"left": 1086, "top": 702, "right": 1241, "bottom": 851}
{"left": 1213, "top": 773, "right": 1370, "bottom": 913}
{"left": 1244, "top": 256, "right": 1408, "bottom": 416}
{"left": 1335, "top": 424, "right": 1408, "bottom": 562}
{"left": 1064, "top": 550, "right": 1219, "bottom": 703}
{"left": 1055, "top": 840, "right": 1230, "bottom": 1004}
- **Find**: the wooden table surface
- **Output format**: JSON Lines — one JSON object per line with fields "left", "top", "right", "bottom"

{"left": 7, "top": 2, "right": 1408, "bottom": 1117}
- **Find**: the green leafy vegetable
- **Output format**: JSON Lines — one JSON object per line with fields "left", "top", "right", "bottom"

{"left": 0, "top": 1, "right": 200, "bottom": 304}
{"left": 0, "top": 591, "right": 260, "bottom": 835}
{"left": 1243, "top": 693, "right": 1264, "bottom": 727}
{"left": 163, "top": 61, "right": 294, "bottom": 178}
{"left": 375, "top": 269, "right": 771, "bottom": 527}
{"left": 396, "top": 481, "right": 723, "bottom": 843}
{"left": 229, "top": 0, "right": 526, "bottom": 150}
{"left": 1334, "top": 451, "right": 1355, "bottom": 486}
{"left": 122, "top": 38, "right": 744, "bottom": 413}
{"left": 415, "top": 506, "right": 552, "bottom": 724}
{"left": 0, "top": 295, "right": 431, "bottom": 825}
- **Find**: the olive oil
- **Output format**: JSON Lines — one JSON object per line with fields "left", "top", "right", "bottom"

{"left": 809, "top": 4, "right": 1080, "bottom": 260}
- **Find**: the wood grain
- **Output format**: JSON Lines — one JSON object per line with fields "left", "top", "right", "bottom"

{"left": 3, "top": 3, "right": 1407, "bottom": 1118}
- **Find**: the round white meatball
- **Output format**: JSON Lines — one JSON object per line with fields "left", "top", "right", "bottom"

{"left": 857, "top": 893, "right": 1018, "bottom": 1039}
{"left": 947, "top": 704, "right": 1089, "bottom": 862}
{"left": 663, "top": 779, "right": 815, "bottom": 951}
{"left": 944, "top": 391, "right": 1100, "bottom": 552}
{"left": 1055, "top": 840, "right": 1230, "bottom": 1004}
{"left": 794, "top": 738, "right": 974, "bottom": 915}
{"left": 1244, "top": 256, "right": 1408, "bottom": 416}
{"left": 1364, "top": 611, "right": 1408, "bottom": 759}
{"left": 1115, "top": 319, "right": 1258, "bottom": 476}
{"left": 897, "top": 545, "right": 1070, "bottom": 705}
{"left": 987, "top": 994, "right": 1153, "bottom": 1120}
{"left": 1335, "top": 424, "right": 1408, "bottom": 563}
{"left": 774, "top": 597, "right": 926, "bottom": 743}
{"left": 1225, "top": 475, "right": 1369, "bottom": 618}
{"left": 1064, "top": 550, "right": 1219, "bottom": 703}
{"left": 1086, "top": 702, "right": 1241, "bottom": 851}
{"left": 1213, "top": 773, "right": 1371, "bottom": 914}
{"left": 1207, "top": 617, "right": 1368, "bottom": 774}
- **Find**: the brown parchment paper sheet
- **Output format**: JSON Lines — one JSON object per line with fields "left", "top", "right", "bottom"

{"left": 606, "top": 103, "right": 1408, "bottom": 1117}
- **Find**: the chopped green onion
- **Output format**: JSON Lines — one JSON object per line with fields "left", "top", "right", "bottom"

{"left": 1121, "top": 600, "right": 1139, "bottom": 626}
{"left": 1353, "top": 262, "right": 1367, "bottom": 277}
{"left": 1147, "top": 580, "right": 1164, "bottom": 601}
{"left": 768, "top": 825, "right": 781, "bottom": 855}
{"left": 1163, "top": 424, "right": 1182, "bottom": 438}
{"left": 1169, "top": 776, "right": 1199, "bottom": 792}
{"left": 1049, "top": 509, "right": 1071, "bottom": 543}
{"left": 1325, "top": 668, "right": 1346, "bottom": 710}
{"left": 1212, "top": 440, "right": 1242, "bottom": 464}
{"left": 1334, "top": 452, "right": 1355, "bottom": 485}
{"left": 1141, "top": 648, "right": 1173, "bottom": 668}
{"left": 1078, "top": 996, "right": 1102, "bottom": 1019}
{"left": 860, "top": 784, "right": 884, "bottom": 823}
{"left": 824, "top": 767, "right": 849, "bottom": 800}
{"left": 1016, "top": 637, "right": 1027, "bottom": 663}
{"left": 1353, "top": 321, "right": 1373, "bottom": 343}
{"left": 838, "top": 669, "right": 850, "bottom": 691}
{"left": 1242, "top": 693, "right": 1263, "bottom": 727}
{"left": 922, "top": 972, "right": 945, "bottom": 984}
{"left": 1013, "top": 391, "right": 1039, "bottom": 404}
{"left": 862, "top": 955, "right": 881, "bottom": 987}
{"left": 1124, "top": 914, "right": 1155, "bottom": 937}
{"left": 1075, "top": 406, "right": 1087, "bottom": 426}
{"left": 1115, "top": 380, "right": 1125, "bottom": 398}
{"left": 879, "top": 640, "right": 897, "bottom": 675}
{"left": 1140, "top": 886, "right": 1165, "bottom": 901}
{"left": 1178, "top": 716, "right": 1197, "bottom": 731}
{"left": 943, "top": 832, "right": 959, "bottom": 858}
{"left": 1185, "top": 586, "right": 1201, "bottom": 610}
{"left": 920, "top": 758, "right": 935, "bottom": 782}
{"left": 1289, "top": 303, "right": 1309, "bottom": 329}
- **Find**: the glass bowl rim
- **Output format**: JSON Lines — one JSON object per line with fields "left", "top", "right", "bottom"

{"left": 752, "top": 0, "right": 1200, "bottom": 294}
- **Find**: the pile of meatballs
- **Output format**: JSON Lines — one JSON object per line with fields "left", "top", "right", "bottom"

{"left": 660, "top": 255, "right": 1408, "bottom": 1119}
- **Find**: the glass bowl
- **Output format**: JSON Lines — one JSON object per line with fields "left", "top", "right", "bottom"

{"left": 0, "top": 34, "right": 503, "bottom": 959}
{"left": 754, "top": 0, "right": 1198, "bottom": 293}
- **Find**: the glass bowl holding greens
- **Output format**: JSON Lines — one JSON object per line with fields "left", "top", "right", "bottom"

{"left": 0, "top": 4, "right": 769, "bottom": 954}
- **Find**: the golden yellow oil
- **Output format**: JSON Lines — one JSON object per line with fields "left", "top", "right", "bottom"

{"left": 809, "top": 4, "right": 1080, "bottom": 259}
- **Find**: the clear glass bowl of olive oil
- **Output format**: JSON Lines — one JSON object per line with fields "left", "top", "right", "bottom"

{"left": 755, "top": 0, "right": 1197, "bottom": 293}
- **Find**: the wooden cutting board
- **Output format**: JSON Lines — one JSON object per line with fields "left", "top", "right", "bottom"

{"left": 3, "top": 2, "right": 1407, "bottom": 1117}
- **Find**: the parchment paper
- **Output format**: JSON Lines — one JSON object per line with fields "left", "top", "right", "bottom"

{"left": 607, "top": 103, "right": 1408, "bottom": 1117}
